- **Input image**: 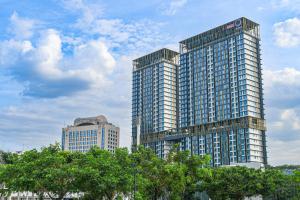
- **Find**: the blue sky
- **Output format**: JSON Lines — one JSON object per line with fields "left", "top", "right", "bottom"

{"left": 0, "top": 0, "right": 300, "bottom": 165}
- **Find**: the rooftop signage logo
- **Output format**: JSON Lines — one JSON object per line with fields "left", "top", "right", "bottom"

{"left": 226, "top": 23, "right": 235, "bottom": 29}
{"left": 225, "top": 19, "right": 242, "bottom": 30}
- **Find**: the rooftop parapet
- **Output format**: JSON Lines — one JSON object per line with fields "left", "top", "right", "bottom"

{"left": 74, "top": 115, "right": 108, "bottom": 126}
{"left": 133, "top": 48, "right": 179, "bottom": 71}
{"left": 180, "top": 17, "right": 260, "bottom": 53}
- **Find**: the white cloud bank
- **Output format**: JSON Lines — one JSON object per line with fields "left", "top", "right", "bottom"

{"left": 62, "top": 0, "right": 170, "bottom": 54}
{"left": 0, "top": 5, "right": 171, "bottom": 151}
{"left": 1, "top": 6, "right": 170, "bottom": 98}
{"left": 263, "top": 67, "right": 300, "bottom": 165}
{"left": 0, "top": 12, "right": 117, "bottom": 98}
{"left": 280, "top": 109, "right": 300, "bottom": 130}
{"left": 274, "top": 17, "right": 300, "bottom": 47}
{"left": 264, "top": 67, "right": 300, "bottom": 87}
{"left": 8, "top": 11, "right": 36, "bottom": 39}
{"left": 264, "top": 67, "right": 300, "bottom": 108}
{"left": 268, "top": 138, "right": 300, "bottom": 166}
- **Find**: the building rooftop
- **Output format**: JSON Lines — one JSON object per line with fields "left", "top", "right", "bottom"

{"left": 133, "top": 48, "right": 179, "bottom": 71}
{"left": 74, "top": 115, "right": 109, "bottom": 126}
{"left": 179, "top": 17, "right": 260, "bottom": 53}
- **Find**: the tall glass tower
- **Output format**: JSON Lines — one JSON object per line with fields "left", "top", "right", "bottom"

{"left": 178, "top": 17, "right": 266, "bottom": 166}
{"left": 132, "top": 18, "right": 267, "bottom": 166}
{"left": 132, "top": 48, "right": 179, "bottom": 158}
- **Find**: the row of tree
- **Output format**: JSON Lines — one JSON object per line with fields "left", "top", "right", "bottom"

{"left": 0, "top": 145, "right": 299, "bottom": 200}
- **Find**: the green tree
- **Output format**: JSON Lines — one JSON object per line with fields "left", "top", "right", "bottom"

{"left": 79, "top": 147, "right": 133, "bottom": 200}
{"left": 131, "top": 146, "right": 167, "bottom": 200}
{"left": 261, "top": 169, "right": 300, "bottom": 200}
{"left": 1, "top": 144, "right": 82, "bottom": 200}
{"left": 2, "top": 150, "right": 40, "bottom": 198}
{"left": 0, "top": 151, "right": 13, "bottom": 198}
{"left": 163, "top": 160, "right": 187, "bottom": 200}
{"left": 131, "top": 145, "right": 210, "bottom": 200}
{"left": 293, "top": 170, "right": 300, "bottom": 199}
{"left": 0, "top": 164, "right": 10, "bottom": 198}
{"left": 166, "top": 147, "right": 211, "bottom": 200}
{"left": 0, "top": 151, "right": 5, "bottom": 164}
{"left": 0, "top": 151, "right": 14, "bottom": 165}
{"left": 201, "top": 166, "right": 263, "bottom": 200}
{"left": 34, "top": 145, "right": 82, "bottom": 200}
{"left": 113, "top": 148, "right": 134, "bottom": 198}
{"left": 259, "top": 169, "right": 286, "bottom": 199}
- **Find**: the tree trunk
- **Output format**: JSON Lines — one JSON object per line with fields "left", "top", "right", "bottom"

{"left": 235, "top": 195, "right": 243, "bottom": 200}
{"left": 153, "top": 189, "right": 158, "bottom": 200}
{"left": 105, "top": 191, "right": 114, "bottom": 200}
{"left": 38, "top": 193, "right": 44, "bottom": 200}
{"left": 58, "top": 192, "right": 67, "bottom": 200}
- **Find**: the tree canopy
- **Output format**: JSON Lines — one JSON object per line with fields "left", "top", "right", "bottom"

{"left": 0, "top": 144, "right": 299, "bottom": 200}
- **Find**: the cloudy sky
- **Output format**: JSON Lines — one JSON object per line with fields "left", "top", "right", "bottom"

{"left": 0, "top": 0, "right": 300, "bottom": 165}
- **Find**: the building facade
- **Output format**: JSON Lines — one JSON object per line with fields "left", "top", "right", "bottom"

{"left": 62, "top": 115, "right": 119, "bottom": 153}
{"left": 132, "top": 17, "right": 267, "bottom": 166}
{"left": 132, "top": 48, "right": 179, "bottom": 157}
{"left": 178, "top": 18, "right": 267, "bottom": 166}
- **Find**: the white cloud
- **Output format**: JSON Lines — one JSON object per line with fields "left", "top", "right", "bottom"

{"left": 91, "top": 19, "right": 131, "bottom": 43}
{"left": 0, "top": 54, "right": 133, "bottom": 151}
{"left": 0, "top": 39, "right": 33, "bottom": 66}
{"left": 72, "top": 40, "right": 116, "bottom": 73}
{"left": 266, "top": 107, "right": 300, "bottom": 142}
{"left": 31, "top": 29, "right": 115, "bottom": 82}
{"left": 263, "top": 67, "right": 300, "bottom": 107}
{"left": 263, "top": 67, "right": 300, "bottom": 146}
{"left": 274, "top": 17, "right": 300, "bottom": 47}
{"left": 161, "top": 0, "right": 187, "bottom": 16}
{"left": 0, "top": 15, "right": 117, "bottom": 98}
{"left": 280, "top": 109, "right": 300, "bottom": 130}
{"left": 60, "top": 0, "right": 172, "bottom": 54}
{"left": 265, "top": 83, "right": 300, "bottom": 165}
{"left": 91, "top": 18, "right": 168, "bottom": 53}
{"left": 1, "top": 6, "right": 170, "bottom": 98}
{"left": 264, "top": 67, "right": 300, "bottom": 87}
{"left": 62, "top": 0, "right": 104, "bottom": 28}
{"left": 0, "top": 3, "right": 175, "bottom": 153}
{"left": 268, "top": 138, "right": 300, "bottom": 166}
{"left": 8, "top": 11, "right": 36, "bottom": 39}
{"left": 34, "top": 29, "right": 63, "bottom": 78}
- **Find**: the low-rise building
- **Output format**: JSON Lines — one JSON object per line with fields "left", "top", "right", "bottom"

{"left": 62, "top": 115, "right": 120, "bottom": 152}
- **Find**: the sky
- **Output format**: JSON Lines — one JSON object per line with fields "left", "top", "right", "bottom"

{"left": 0, "top": 0, "right": 300, "bottom": 166}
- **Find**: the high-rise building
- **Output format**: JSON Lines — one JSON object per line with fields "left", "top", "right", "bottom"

{"left": 178, "top": 17, "right": 266, "bottom": 166}
{"left": 132, "top": 48, "right": 179, "bottom": 157}
{"left": 132, "top": 17, "right": 267, "bottom": 167}
{"left": 62, "top": 115, "right": 119, "bottom": 153}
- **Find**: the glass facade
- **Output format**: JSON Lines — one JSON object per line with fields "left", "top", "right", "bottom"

{"left": 62, "top": 115, "right": 120, "bottom": 153}
{"left": 177, "top": 18, "right": 266, "bottom": 166}
{"left": 132, "top": 48, "right": 179, "bottom": 153}
{"left": 179, "top": 20, "right": 263, "bottom": 126}
{"left": 132, "top": 18, "right": 267, "bottom": 166}
{"left": 65, "top": 129, "right": 98, "bottom": 152}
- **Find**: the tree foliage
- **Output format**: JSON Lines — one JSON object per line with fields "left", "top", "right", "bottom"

{"left": 130, "top": 146, "right": 211, "bottom": 200}
{"left": 78, "top": 147, "right": 133, "bottom": 200}
{"left": 201, "top": 166, "right": 264, "bottom": 200}
{"left": 201, "top": 166, "right": 300, "bottom": 200}
{"left": 0, "top": 144, "right": 82, "bottom": 200}
{"left": 0, "top": 151, "right": 13, "bottom": 164}
{"left": 0, "top": 144, "right": 299, "bottom": 200}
